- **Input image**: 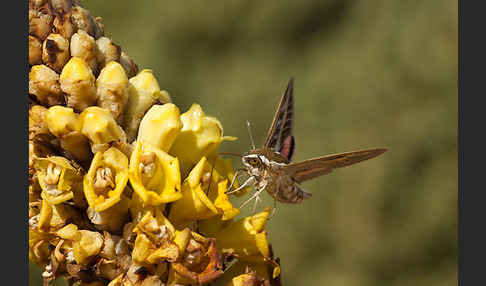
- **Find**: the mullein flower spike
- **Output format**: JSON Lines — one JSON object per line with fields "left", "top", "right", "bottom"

{"left": 28, "top": 1, "right": 284, "bottom": 285}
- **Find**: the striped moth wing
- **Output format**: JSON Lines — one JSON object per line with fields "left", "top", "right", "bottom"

{"left": 283, "top": 148, "right": 388, "bottom": 183}
{"left": 264, "top": 78, "right": 295, "bottom": 161}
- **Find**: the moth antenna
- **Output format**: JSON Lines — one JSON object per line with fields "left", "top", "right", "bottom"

{"left": 247, "top": 120, "right": 256, "bottom": 150}
{"left": 218, "top": 152, "right": 243, "bottom": 157}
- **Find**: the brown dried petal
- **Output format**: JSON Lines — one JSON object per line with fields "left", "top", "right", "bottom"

{"left": 29, "top": 65, "right": 64, "bottom": 106}
{"left": 29, "top": 35, "right": 43, "bottom": 65}
{"left": 71, "top": 30, "right": 98, "bottom": 73}
{"left": 42, "top": 33, "right": 71, "bottom": 73}
{"left": 29, "top": 4, "right": 53, "bottom": 40}
{"left": 53, "top": 11, "right": 74, "bottom": 40}
{"left": 71, "top": 6, "right": 96, "bottom": 36}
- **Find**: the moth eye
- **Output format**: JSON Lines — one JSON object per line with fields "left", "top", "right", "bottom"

{"left": 249, "top": 158, "right": 259, "bottom": 166}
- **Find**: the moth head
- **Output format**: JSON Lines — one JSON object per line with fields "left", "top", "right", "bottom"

{"left": 242, "top": 154, "right": 263, "bottom": 169}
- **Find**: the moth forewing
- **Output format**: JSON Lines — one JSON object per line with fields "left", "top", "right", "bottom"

{"left": 283, "top": 148, "right": 388, "bottom": 183}
{"left": 264, "top": 78, "right": 295, "bottom": 161}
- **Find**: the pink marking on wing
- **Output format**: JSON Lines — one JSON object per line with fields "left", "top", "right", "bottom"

{"left": 279, "top": 135, "right": 295, "bottom": 161}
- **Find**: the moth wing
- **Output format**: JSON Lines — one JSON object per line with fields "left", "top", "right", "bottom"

{"left": 264, "top": 78, "right": 295, "bottom": 161}
{"left": 283, "top": 148, "right": 387, "bottom": 183}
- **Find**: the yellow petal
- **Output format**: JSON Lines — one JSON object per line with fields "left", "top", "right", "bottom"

{"left": 169, "top": 104, "right": 235, "bottom": 173}
{"left": 213, "top": 208, "right": 271, "bottom": 259}
{"left": 213, "top": 180, "right": 240, "bottom": 220}
{"left": 128, "top": 141, "right": 182, "bottom": 206}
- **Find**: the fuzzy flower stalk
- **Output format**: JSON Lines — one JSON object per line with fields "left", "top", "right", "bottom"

{"left": 29, "top": 1, "right": 282, "bottom": 285}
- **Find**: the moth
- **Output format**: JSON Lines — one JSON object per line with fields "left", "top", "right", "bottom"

{"left": 226, "top": 78, "right": 387, "bottom": 210}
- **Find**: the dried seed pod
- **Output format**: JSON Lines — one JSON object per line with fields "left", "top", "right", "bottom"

{"left": 71, "top": 5, "right": 96, "bottom": 36}
{"left": 70, "top": 30, "right": 98, "bottom": 74}
{"left": 122, "top": 70, "right": 166, "bottom": 142}
{"left": 95, "top": 37, "right": 121, "bottom": 69}
{"left": 29, "top": 35, "right": 43, "bottom": 65}
{"left": 137, "top": 104, "right": 182, "bottom": 152}
{"left": 96, "top": 61, "right": 129, "bottom": 120}
{"left": 119, "top": 51, "right": 138, "bottom": 78}
{"left": 29, "top": 3, "right": 53, "bottom": 40}
{"left": 53, "top": 11, "right": 74, "bottom": 40}
{"left": 29, "top": 64, "right": 64, "bottom": 106}
{"left": 42, "top": 33, "right": 71, "bottom": 73}
{"left": 60, "top": 57, "right": 97, "bottom": 111}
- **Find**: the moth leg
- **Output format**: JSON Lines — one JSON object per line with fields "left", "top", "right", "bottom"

{"left": 239, "top": 181, "right": 267, "bottom": 210}
{"left": 252, "top": 194, "right": 262, "bottom": 214}
{"left": 226, "top": 176, "right": 255, "bottom": 195}
{"left": 227, "top": 169, "right": 247, "bottom": 193}
{"left": 269, "top": 199, "right": 278, "bottom": 219}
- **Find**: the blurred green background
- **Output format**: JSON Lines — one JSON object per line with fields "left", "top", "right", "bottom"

{"left": 30, "top": 0, "right": 457, "bottom": 285}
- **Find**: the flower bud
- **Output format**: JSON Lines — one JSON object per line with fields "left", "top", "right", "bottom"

{"left": 83, "top": 147, "right": 129, "bottom": 212}
{"left": 29, "top": 35, "right": 43, "bottom": 65}
{"left": 123, "top": 69, "right": 166, "bottom": 142}
{"left": 29, "top": 65, "right": 64, "bottom": 106}
{"left": 137, "top": 104, "right": 182, "bottom": 152}
{"left": 128, "top": 141, "right": 182, "bottom": 206}
{"left": 45, "top": 106, "right": 80, "bottom": 137}
{"left": 79, "top": 106, "right": 126, "bottom": 149}
{"left": 96, "top": 61, "right": 129, "bottom": 120}
{"left": 29, "top": 105, "right": 51, "bottom": 140}
{"left": 70, "top": 30, "right": 98, "bottom": 73}
{"left": 42, "top": 33, "right": 70, "bottom": 73}
{"left": 95, "top": 37, "right": 121, "bottom": 69}
{"left": 60, "top": 57, "right": 97, "bottom": 111}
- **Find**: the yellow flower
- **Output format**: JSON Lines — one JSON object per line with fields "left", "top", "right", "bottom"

{"left": 37, "top": 198, "right": 77, "bottom": 232}
{"left": 169, "top": 104, "right": 236, "bottom": 175}
{"left": 29, "top": 228, "right": 53, "bottom": 266}
{"left": 72, "top": 230, "right": 104, "bottom": 265}
{"left": 87, "top": 195, "right": 130, "bottom": 233}
{"left": 128, "top": 141, "right": 182, "bottom": 206}
{"left": 168, "top": 157, "right": 240, "bottom": 228}
{"left": 131, "top": 210, "right": 179, "bottom": 265}
{"left": 83, "top": 147, "right": 129, "bottom": 212}
{"left": 34, "top": 156, "right": 83, "bottom": 205}
{"left": 213, "top": 208, "right": 271, "bottom": 260}
{"left": 137, "top": 104, "right": 183, "bottom": 152}
{"left": 167, "top": 234, "right": 224, "bottom": 286}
